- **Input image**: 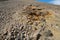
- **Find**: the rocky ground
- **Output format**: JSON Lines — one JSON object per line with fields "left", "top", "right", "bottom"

{"left": 0, "top": 0, "right": 60, "bottom": 40}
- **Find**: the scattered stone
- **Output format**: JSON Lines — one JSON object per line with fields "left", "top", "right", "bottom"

{"left": 0, "top": 4, "right": 56, "bottom": 40}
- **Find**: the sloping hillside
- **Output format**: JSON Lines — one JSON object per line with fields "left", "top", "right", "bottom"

{"left": 0, "top": 0, "right": 60, "bottom": 40}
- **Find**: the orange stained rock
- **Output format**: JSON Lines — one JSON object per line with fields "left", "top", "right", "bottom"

{"left": 31, "top": 6, "right": 37, "bottom": 9}
{"left": 47, "top": 11, "right": 52, "bottom": 15}
{"left": 43, "top": 11, "right": 53, "bottom": 18}
{"left": 32, "top": 15, "right": 39, "bottom": 20}
{"left": 24, "top": 5, "right": 37, "bottom": 9}
{"left": 25, "top": 5, "right": 54, "bottom": 21}
{"left": 28, "top": 15, "right": 32, "bottom": 19}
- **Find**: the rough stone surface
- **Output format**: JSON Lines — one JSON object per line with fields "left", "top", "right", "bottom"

{"left": 0, "top": 0, "right": 60, "bottom": 40}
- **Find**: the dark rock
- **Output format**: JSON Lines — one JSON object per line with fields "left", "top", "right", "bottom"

{"left": 3, "top": 31, "right": 8, "bottom": 35}
{"left": 44, "top": 30, "right": 53, "bottom": 37}
{"left": 10, "top": 38, "right": 15, "bottom": 40}
{"left": 36, "top": 34, "right": 41, "bottom": 40}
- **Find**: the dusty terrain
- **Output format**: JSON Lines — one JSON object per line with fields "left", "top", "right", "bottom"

{"left": 0, "top": 0, "right": 60, "bottom": 40}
